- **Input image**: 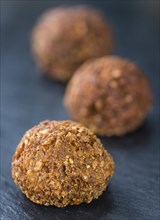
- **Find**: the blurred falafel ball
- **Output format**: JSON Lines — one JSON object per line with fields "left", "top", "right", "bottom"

{"left": 12, "top": 120, "right": 115, "bottom": 207}
{"left": 64, "top": 56, "right": 153, "bottom": 136}
{"left": 32, "top": 6, "right": 115, "bottom": 81}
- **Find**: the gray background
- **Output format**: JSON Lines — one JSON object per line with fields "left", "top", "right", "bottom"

{"left": 1, "top": 1, "right": 159, "bottom": 220}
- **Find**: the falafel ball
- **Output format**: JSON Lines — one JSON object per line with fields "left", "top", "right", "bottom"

{"left": 32, "top": 6, "right": 114, "bottom": 81}
{"left": 12, "top": 120, "right": 115, "bottom": 207}
{"left": 64, "top": 56, "right": 153, "bottom": 136}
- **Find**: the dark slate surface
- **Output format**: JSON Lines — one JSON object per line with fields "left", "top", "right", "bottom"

{"left": 1, "top": 1, "right": 159, "bottom": 220}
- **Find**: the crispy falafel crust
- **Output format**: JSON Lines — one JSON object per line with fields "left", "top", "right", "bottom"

{"left": 12, "top": 120, "right": 115, "bottom": 207}
{"left": 64, "top": 56, "right": 153, "bottom": 136}
{"left": 32, "top": 6, "right": 114, "bottom": 81}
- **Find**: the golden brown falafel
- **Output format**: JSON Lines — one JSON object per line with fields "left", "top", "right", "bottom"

{"left": 12, "top": 120, "right": 115, "bottom": 207}
{"left": 64, "top": 56, "right": 153, "bottom": 136}
{"left": 32, "top": 6, "right": 114, "bottom": 81}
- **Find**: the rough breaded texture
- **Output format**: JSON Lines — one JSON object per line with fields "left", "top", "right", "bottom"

{"left": 32, "top": 6, "right": 114, "bottom": 81}
{"left": 64, "top": 56, "right": 153, "bottom": 136}
{"left": 12, "top": 120, "right": 115, "bottom": 207}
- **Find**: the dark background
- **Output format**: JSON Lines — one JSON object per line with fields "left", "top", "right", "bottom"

{"left": 1, "top": 1, "right": 159, "bottom": 220}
